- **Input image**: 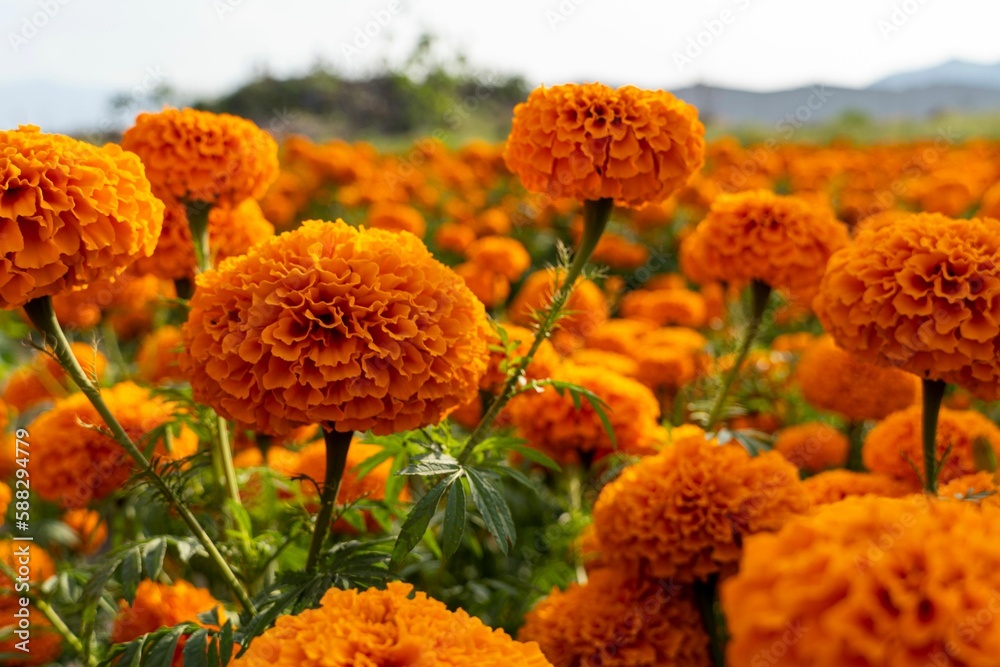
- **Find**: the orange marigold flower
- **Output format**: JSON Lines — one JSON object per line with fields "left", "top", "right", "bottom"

{"left": 504, "top": 83, "right": 705, "bottom": 208}
{"left": 568, "top": 348, "right": 639, "bottom": 378}
{"left": 2, "top": 342, "right": 107, "bottom": 413}
{"left": 814, "top": 212, "right": 1000, "bottom": 399}
{"left": 62, "top": 508, "right": 108, "bottom": 555}
{"left": 0, "top": 398, "right": 7, "bottom": 433}
{"left": 27, "top": 381, "right": 197, "bottom": 507}
{"left": 182, "top": 219, "right": 490, "bottom": 435}
{"left": 0, "top": 540, "right": 54, "bottom": 598}
{"left": 681, "top": 190, "right": 849, "bottom": 298}
{"left": 584, "top": 318, "right": 658, "bottom": 354}
{"left": 772, "top": 422, "right": 848, "bottom": 473}
{"left": 508, "top": 363, "right": 662, "bottom": 463}
{"left": 53, "top": 271, "right": 175, "bottom": 340}
{"left": 722, "top": 495, "right": 1000, "bottom": 667}
{"left": 0, "top": 125, "right": 164, "bottom": 308}
{"left": 592, "top": 433, "right": 808, "bottom": 582}
{"left": 0, "top": 613, "right": 63, "bottom": 665}
{"left": 795, "top": 335, "right": 920, "bottom": 421}
{"left": 770, "top": 331, "right": 814, "bottom": 354}
{"left": 939, "top": 471, "right": 1000, "bottom": 506}
{"left": 455, "top": 261, "right": 510, "bottom": 309}
{"left": 281, "top": 438, "right": 409, "bottom": 506}
{"left": 466, "top": 236, "right": 532, "bottom": 282}
{"left": 480, "top": 323, "right": 560, "bottom": 393}
{"left": 630, "top": 327, "right": 709, "bottom": 392}
{"left": 864, "top": 405, "right": 1000, "bottom": 485}
{"left": 509, "top": 268, "right": 609, "bottom": 354}
{"left": 366, "top": 201, "right": 427, "bottom": 237}
{"left": 519, "top": 569, "right": 710, "bottom": 667}
{"left": 231, "top": 582, "right": 553, "bottom": 667}
{"left": 619, "top": 287, "right": 708, "bottom": 328}
{"left": 121, "top": 108, "right": 278, "bottom": 206}
{"left": 0, "top": 481, "right": 9, "bottom": 518}
{"left": 112, "top": 579, "right": 226, "bottom": 667}
{"left": 802, "top": 469, "right": 915, "bottom": 505}
{"left": 433, "top": 222, "right": 477, "bottom": 254}
{"left": 135, "top": 325, "right": 186, "bottom": 384}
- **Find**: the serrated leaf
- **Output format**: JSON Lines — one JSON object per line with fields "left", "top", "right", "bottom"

{"left": 117, "top": 635, "right": 147, "bottom": 667}
{"left": 142, "top": 538, "right": 167, "bottom": 580}
{"left": 397, "top": 452, "right": 460, "bottom": 476}
{"left": 505, "top": 443, "right": 561, "bottom": 471}
{"left": 494, "top": 465, "right": 536, "bottom": 491}
{"left": 196, "top": 607, "right": 221, "bottom": 626}
{"left": 120, "top": 548, "right": 142, "bottom": 604}
{"left": 465, "top": 467, "right": 516, "bottom": 554}
{"left": 441, "top": 477, "right": 467, "bottom": 558}
{"left": 174, "top": 539, "right": 197, "bottom": 563}
{"left": 182, "top": 628, "right": 209, "bottom": 667}
{"left": 390, "top": 473, "right": 457, "bottom": 567}
{"left": 145, "top": 626, "right": 185, "bottom": 667}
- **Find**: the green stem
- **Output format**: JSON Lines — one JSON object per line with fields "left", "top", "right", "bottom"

{"left": 922, "top": 378, "right": 947, "bottom": 493}
{"left": 214, "top": 415, "right": 243, "bottom": 510}
{"left": 694, "top": 574, "right": 726, "bottom": 667}
{"left": 846, "top": 421, "right": 865, "bottom": 472}
{"left": 22, "top": 296, "right": 257, "bottom": 615}
{"left": 567, "top": 465, "right": 588, "bottom": 585}
{"left": 173, "top": 277, "right": 194, "bottom": 300}
{"left": 305, "top": 426, "right": 354, "bottom": 571}
{"left": 705, "top": 280, "right": 772, "bottom": 431}
{"left": 186, "top": 202, "right": 212, "bottom": 274}
{"left": 458, "top": 198, "right": 613, "bottom": 462}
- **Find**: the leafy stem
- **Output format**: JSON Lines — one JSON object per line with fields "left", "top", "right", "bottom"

{"left": 305, "top": 426, "right": 354, "bottom": 572}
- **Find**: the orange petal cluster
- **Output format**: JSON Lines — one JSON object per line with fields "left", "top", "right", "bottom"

{"left": 0, "top": 125, "right": 164, "bottom": 308}
{"left": 504, "top": 83, "right": 705, "bottom": 208}
{"left": 2, "top": 342, "right": 107, "bottom": 414}
{"left": 182, "top": 219, "right": 490, "bottom": 435}
{"left": 801, "top": 469, "right": 915, "bottom": 505}
{"left": 772, "top": 422, "right": 848, "bottom": 473}
{"left": 509, "top": 268, "right": 608, "bottom": 354}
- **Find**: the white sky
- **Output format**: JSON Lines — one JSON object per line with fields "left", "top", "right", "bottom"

{"left": 2, "top": 0, "right": 999, "bottom": 95}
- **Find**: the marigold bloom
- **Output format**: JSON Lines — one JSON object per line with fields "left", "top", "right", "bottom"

{"left": 681, "top": 190, "right": 849, "bottom": 298}
{"left": 62, "top": 508, "right": 108, "bottom": 554}
{"left": 0, "top": 615, "right": 62, "bottom": 665}
{"left": 593, "top": 433, "right": 808, "bottom": 582}
{"left": 480, "top": 323, "right": 560, "bottom": 393}
{"left": 28, "top": 382, "right": 197, "bottom": 507}
{"left": 864, "top": 405, "right": 1000, "bottom": 485}
{"left": 802, "top": 469, "right": 915, "bottom": 505}
{"left": 619, "top": 287, "right": 708, "bottom": 328}
{"left": 795, "top": 335, "right": 920, "bottom": 421}
{"left": 122, "top": 108, "right": 278, "bottom": 205}
{"left": 568, "top": 348, "right": 640, "bottom": 378}
{"left": 770, "top": 331, "right": 815, "bottom": 354}
{"left": 135, "top": 325, "right": 186, "bottom": 384}
{"left": 519, "top": 569, "right": 710, "bottom": 667}
{"left": 2, "top": 342, "right": 107, "bottom": 413}
{"left": 455, "top": 261, "right": 510, "bottom": 309}
{"left": 723, "top": 496, "right": 1000, "bottom": 667}
{"left": 630, "top": 327, "right": 709, "bottom": 392}
{"left": 584, "top": 318, "right": 658, "bottom": 354}
{"left": 182, "top": 220, "right": 490, "bottom": 435}
{"left": 504, "top": 83, "right": 705, "bottom": 208}
{"left": 773, "top": 422, "right": 848, "bottom": 473}
{"left": 0, "top": 398, "right": 8, "bottom": 433}
{"left": 814, "top": 212, "right": 1000, "bottom": 399}
{"left": 231, "top": 582, "right": 553, "bottom": 667}
{"left": 508, "top": 363, "right": 662, "bottom": 463}
{"left": 52, "top": 271, "right": 174, "bottom": 339}
{"left": 366, "top": 201, "right": 426, "bottom": 237}
{"left": 509, "top": 269, "right": 608, "bottom": 354}
{"left": 0, "top": 540, "right": 54, "bottom": 596}
{"left": 466, "top": 236, "right": 532, "bottom": 282}
{"left": 938, "top": 472, "right": 1000, "bottom": 506}
{"left": 433, "top": 222, "right": 477, "bottom": 254}
{"left": 0, "top": 481, "right": 9, "bottom": 518}
{"left": 0, "top": 125, "right": 164, "bottom": 308}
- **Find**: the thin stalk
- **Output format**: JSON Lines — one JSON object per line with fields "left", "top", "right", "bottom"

{"left": 705, "top": 280, "right": 772, "bottom": 431}
{"left": 186, "top": 202, "right": 212, "bottom": 274}
{"left": 567, "top": 465, "right": 588, "bottom": 585}
{"left": 693, "top": 574, "right": 726, "bottom": 667}
{"left": 22, "top": 296, "right": 257, "bottom": 614}
{"left": 846, "top": 421, "right": 865, "bottom": 472}
{"left": 458, "top": 198, "right": 613, "bottom": 462}
{"left": 214, "top": 415, "right": 243, "bottom": 510}
{"left": 922, "top": 378, "right": 947, "bottom": 493}
{"left": 305, "top": 427, "right": 354, "bottom": 571}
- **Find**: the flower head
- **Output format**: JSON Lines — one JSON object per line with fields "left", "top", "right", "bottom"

{"left": 231, "top": 582, "right": 552, "bottom": 667}
{"left": 0, "top": 125, "right": 164, "bottom": 308}
{"left": 519, "top": 569, "right": 710, "bottom": 667}
{"left": 618, "top": 287, "right": 708, "bottom": 328}
{"left": 466, "top": 236, "right": 532, "bottom": 282}
{"left": 722, "top": 496, "right": 1000, "bottom": 667}
{"left": 62, "top": 508, "right": 108, "bottom": 554}
{"left": 504, "top": 83, "right": 705, "bottom": 208}
{"left": 772, "top": 422, "right": 848, "bottom": 473}
{"left": 366, "top": 201, "right": 426, "bottom": 237}
{"left": 814, "top": 212, "right": 1000, "bottom": 399}
{"left": 27, "top": 382, "right": 196, "bottom": 507}
{"left": 592, "top": 433, "right": 808, "bottom": 582}
{"left": 135, "top": 325, "right": 186, "bottom": 384}
{"left": 122, "top": 108, "right": 278, "bottom": 205}
{"left": 681, "top": 190, "right": 849, "bottom": 298}
{"left": 509, "top": 268, "right": 608, "bottom": 354}
{"left": 864, "top": 405, "right": 1000, "bottom": 485}
{"left": 802, "top": 469, "right": 915, "bottom": 505}
{"left": 2, "top": 342, "right": 107, "bottom": 413}
{"left": 795, "top": 335, "right": 920, "bottom": 420}
{"left": 182, "top": 219, "right": 490, "bottom": 435}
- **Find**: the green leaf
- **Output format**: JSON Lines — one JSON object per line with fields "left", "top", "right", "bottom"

{"left": 120, "top": 548, "right": 142, "bottom": 604}
{"left": 974, "top": 436, "right": 998, "bottom": 474}
{"left": 465, "top": 467, "right": 516, "bottom": 554}
{"left": 504, "top": 443, "right": 561, "bottom": 472}
{"left": 117, "top": 635, "right": 147, "bottom": 667}
{"left": 182, "top": 628, "right": 209, "bottom": 667}
{"left": 390, "top": 473, "right": 457, "bottom": 567}
{"left": 226, "top": 499, "right": 254, "bottom": 538}
{"left": 441, "top": 476, "right": 467, "bottom": 558}
{"left": 494, "top": 465, "right": 535, "bottom": 491}
{"left": 397, "top": 452, "right": 460, "bottom": 476}
{"left": 220, "top": 620, "right": 235, "bottom": 666}
{"left": 142, "top": 538, "right": 167, "bottom": 580}
{"left": 580, "top": 391, "right": 617, "bottom": 448}
{"left": 145, "top": 626, "right": 185, "bottom": 667}
{"left": 352, "top": 448, "right": 395, "bottom": 479}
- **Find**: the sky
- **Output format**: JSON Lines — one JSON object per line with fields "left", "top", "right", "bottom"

{"left": 2, "top": 0, "right": 1000, "bottom": 129}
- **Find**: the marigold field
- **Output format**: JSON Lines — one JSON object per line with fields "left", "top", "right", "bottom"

{"left": 5, "top": 82, "right": 1000, "bottom": 667}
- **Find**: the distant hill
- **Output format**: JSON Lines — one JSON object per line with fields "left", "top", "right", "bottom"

{"left": 871, "top": 59, "right": 1000, "bottom": 91}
